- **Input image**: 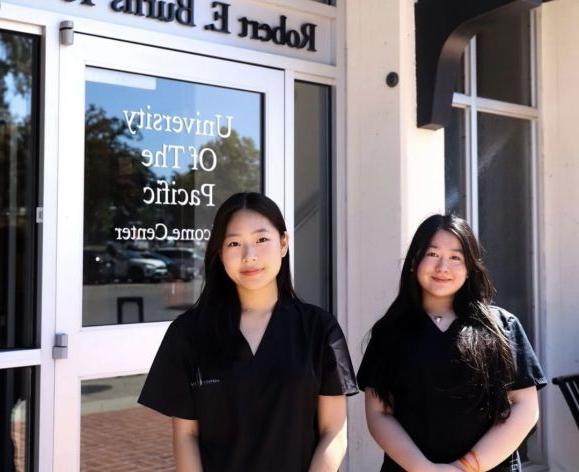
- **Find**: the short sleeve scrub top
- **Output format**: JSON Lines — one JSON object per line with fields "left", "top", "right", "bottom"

{"left": 357, "top": 307, "right": 546, "bottom": 472}
{"left": 139, "top": 298, "right": 358, "bottom": 472}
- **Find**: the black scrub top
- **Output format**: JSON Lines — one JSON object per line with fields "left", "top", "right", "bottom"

{"left": 139, "top": 298, "right": 358, "bottom": 472}
{"left": 357, "top": 306, "right": 546, "bottom": 472}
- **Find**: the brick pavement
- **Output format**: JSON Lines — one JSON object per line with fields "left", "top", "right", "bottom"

{"left": 12, "top": 420, "right": 25, "bottom": 472}
{"left": 81, "top": 406, "right": 175, "bottom": 471}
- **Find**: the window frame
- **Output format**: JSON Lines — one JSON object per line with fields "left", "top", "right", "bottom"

{"left": 448, "top": 12, "right": 546, "bottom": 469}
{"left": 0, "top": 23, "right": 42, "bottom": 362}
{"left": 288, "top": 70, "right": 339, "bottom": 314}
{"left": 293, "top": 79, "right": 334, "bottom": 312}
{"left": 0, "top": 20, "right": 44, "bottom": 472}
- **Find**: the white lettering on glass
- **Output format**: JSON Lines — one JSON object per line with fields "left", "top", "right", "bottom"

{"left": 122, "top": 105, "right": 233, "bottom": 138}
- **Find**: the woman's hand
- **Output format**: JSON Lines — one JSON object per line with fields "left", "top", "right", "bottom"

{"left": 440, "top": 465, "right": 464, "bottom": 472}
{"left": 427, "top": 464, "right": 463, "bottom": 472}
{"left": 466, "top": 386, "right": 540, "bottom": 470}
{"left": 449, "top": 461, "right": 466, "bottom": 471}
{"left": 406, "top": 462, "right": 462, "bottom": 472}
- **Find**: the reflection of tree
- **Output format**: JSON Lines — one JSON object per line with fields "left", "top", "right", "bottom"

{"left": 173, "top": 129, "right": 261, "bottom": 228}
{"left": 84, "top": 105, "right": 157, "bottom": 244}
{"left": 0, "top": 33, "right": 36, "bottom": 206}
{"left": 0, "top": 33, "right": 36, "bottom": 351}
{"left": 0, "top": 32, "right": 34, "bottom": 111}
{"left": 84, "top": 110, "right": 261, "bottom": 245}
{"left": 0, "top": 32, "right": 36, "bottom": 210}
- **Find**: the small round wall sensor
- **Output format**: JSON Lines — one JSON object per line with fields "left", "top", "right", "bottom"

{"left": 386, "top": 72, "right": 399, "bottom": 87}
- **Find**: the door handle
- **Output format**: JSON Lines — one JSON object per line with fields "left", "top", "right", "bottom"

{"left": 52, "top": 333, "right": 69, "bottom": 360}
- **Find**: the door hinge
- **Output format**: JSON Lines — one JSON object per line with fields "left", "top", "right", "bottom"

{"left": 52, "top": 333, "right": 69, "bottom": 360}
{"left": 36, "top": 207, "right": 43, "bottom": 223}
{"left": 60, "top": 21, "right": 74, "bottom": 46}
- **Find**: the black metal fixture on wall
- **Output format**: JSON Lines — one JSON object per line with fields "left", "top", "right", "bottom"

{"left": 415, "top": 0, "right": 554, "bottom": 130}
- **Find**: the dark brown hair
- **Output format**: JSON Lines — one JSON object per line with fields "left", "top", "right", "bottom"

{"left": 194, "top": 192, "right": 296, "bottom": 363}
{"left": 370, "top": 214, "right": 514, "bottom": 424}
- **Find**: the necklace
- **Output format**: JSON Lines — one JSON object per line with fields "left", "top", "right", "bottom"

{"left": 427, "top": 311, "right": 454, "bottom": 324}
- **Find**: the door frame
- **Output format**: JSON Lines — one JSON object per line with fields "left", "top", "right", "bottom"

{"left": 54, "top": 33, "right": 285, "bottom": 471}
{"left": 0, "top": 4, "right": 341, "bottom": 470}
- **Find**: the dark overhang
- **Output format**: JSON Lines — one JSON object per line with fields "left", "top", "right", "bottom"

{"left": 415, "top": 0, "right": 554, "bottom": 130}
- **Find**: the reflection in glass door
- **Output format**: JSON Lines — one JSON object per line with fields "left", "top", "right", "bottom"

{"left": 55, "top": 35, "right": 284, "bottom": 471}
{"left": 83, "top": 68, "right": 263, "bottom": 327}
{"left": 0, "top": 29, "right": 40, "bottom": 472}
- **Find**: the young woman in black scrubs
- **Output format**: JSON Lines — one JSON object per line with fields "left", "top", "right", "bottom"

{"left": 139, "top": 192, "right": 358, "bottom": 472}
{"left": 357, "top": 214, "right": 546, "bottom": 472}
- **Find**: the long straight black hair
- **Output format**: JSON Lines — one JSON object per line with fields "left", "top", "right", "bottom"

{"left": 193, "top": 192, "right": 296, "bottom": 363}
{"left": 370, "top": 214, "right": 515, "bottom": 424}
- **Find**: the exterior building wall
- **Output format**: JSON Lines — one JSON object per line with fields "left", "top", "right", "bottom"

{"left": 344, "top": 1, "right": 444, "bottom": 470}
{"left": 1, "top": 0, "right": 578, "bottom": 470}
{"left": 344, "top": 1, "right": 579, "bottom": 470}
{"left": 541, "top": 1, "right": 579, "bottom": 470}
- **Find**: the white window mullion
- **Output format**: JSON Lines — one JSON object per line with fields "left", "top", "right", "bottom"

{"left": 530, "top": 119, "right": 541, "bottom": 345}
{"left": 530, "top": 10, "right": 539, "bottom": 109}
{"left": 529, "top": 9, "right": 541, "bottom": 351}
{"left": 476, "top": 98, "right": 538, "bottom": 120}
{"left": 462, "top": 106, "right": 472, "bottom": 221}
{"left": 468, "top": 111, "right": 478, "bottom": 236}
{"left": 468, "top": 37, "right": 479, "bottom": 236}
{"left": 464, "top": 41, "right": 472, "bottom": 96}
{"left": 0, "top": 350, "right": 42, "bottom": 370}
{"left": 528, "top": 12, "right": 543, "bottom": 455}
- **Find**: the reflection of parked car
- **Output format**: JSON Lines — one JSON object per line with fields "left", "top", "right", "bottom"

{"left": 155, "top": 247, "right": 204, "bottom": 278}
{"left": 140, "top": 251, "right": 194, "bottom": 281}
{"left": 124, "top": 250, "right": 168, "bottom": 283}
{"left": 83, "top": 248, "right": 114, "bottom": 284}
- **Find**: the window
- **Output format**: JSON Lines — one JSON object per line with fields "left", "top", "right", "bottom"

{"left": 0, "top": 30, "right": 39, "bottom": 350}
{"left": 0, "top": 367, "right": 37, "bottom": 472}
{"left": 444, "top": 12, "right": 541, "bottom": 464}
{"left": 294, "top": 81, "right": 332, "bottom": 311}
{"left": 83, "top": 68, "right": 262, "bottom": 326}
{"left": 445, "top": 12, "right": 537, "bottom": 334}
{"left": 0, "top": 29, "right": 40, "bottom": 472}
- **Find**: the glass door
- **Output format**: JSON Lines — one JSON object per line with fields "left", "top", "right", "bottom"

{"left": 0, "top": 27, "right": 41, "bottom": 472}
{"left": 55, "top": 34, "right": 284, "bottom": 471}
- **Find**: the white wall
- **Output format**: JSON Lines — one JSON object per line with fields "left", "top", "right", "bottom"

{"left": 540, "top": 1, "right": 579, "bottom": 470}
{"left": 344, "top": 1, "right": 444, "bottom": 470}
{"left": 343, "top": 0, "right": 579, "bottom": 470}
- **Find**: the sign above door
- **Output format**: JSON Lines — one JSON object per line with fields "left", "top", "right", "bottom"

{"left": 8, "top": 0, "right": 334, "bottom": 64}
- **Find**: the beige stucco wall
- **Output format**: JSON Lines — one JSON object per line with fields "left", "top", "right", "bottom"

{"left": 540, "top": 1, "right": 579, "bottom": 470}
{"left": 344, "top": 1, "right": 444, "bottom": 470}
{"left": 344, "top": 0, "right": 579, "bottom": 470}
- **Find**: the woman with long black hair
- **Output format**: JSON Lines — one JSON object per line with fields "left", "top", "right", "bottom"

{"left": 139, "top": 192, "right": 357, "bottom": 472}
{"left": 357, "top": 214, "right": 546, "bottom": 472}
